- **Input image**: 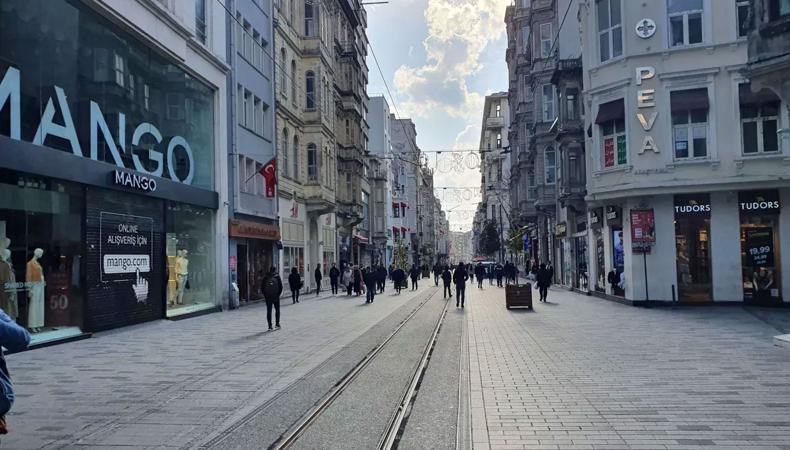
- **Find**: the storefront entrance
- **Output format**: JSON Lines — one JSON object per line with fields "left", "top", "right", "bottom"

{"left": 739, "top": 190, "right": 782, "bottom": 304}
{"left": 674, "top": 194, "right": 712, "bottom": 302}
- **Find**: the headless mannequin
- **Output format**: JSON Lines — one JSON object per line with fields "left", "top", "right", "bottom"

{"left": 0, "top": 249, "right": 18, "bottom": 320}
{"left": 26, "top": 248, "right": 45, "bottom": 332}
{"left": 175, "top": 250, "right": 189, "bottom": 305}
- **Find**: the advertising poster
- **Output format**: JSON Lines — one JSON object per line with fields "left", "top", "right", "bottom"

{"left": 630, "top": 209, "right": 655, "bottom": 252}
{"left": 100, "top": 212, "right": 154, "bottom": 304}
{"left": 745, "top": 227, "right": 774, "bottom": 268}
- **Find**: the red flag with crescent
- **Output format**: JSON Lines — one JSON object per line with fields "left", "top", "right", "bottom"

{"left": 260, "top": 158, "right": 277, "bottom": 198}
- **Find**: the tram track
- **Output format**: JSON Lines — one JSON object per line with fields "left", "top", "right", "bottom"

{"left": 269, "top": 289, "right": 451, "bottom": 450}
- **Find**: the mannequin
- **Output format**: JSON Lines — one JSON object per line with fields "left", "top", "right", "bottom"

{"left": 26, "top": 248, "right": 45, "bottom": 332}
{"left": 0, "top": 249, "right": 18, "bottom": 320}
{"left": 175, "top": 249, "right": 189, "bottom": 305}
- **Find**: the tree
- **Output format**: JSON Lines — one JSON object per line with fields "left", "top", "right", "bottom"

{"left": 393, "top": 238, "right": 409, "bottom": 270}
{"left": 479, "top": 219, "right": 501, "bottom": 257}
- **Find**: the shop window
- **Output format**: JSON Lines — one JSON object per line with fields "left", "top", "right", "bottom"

{"left": 668, "top": 0, "right": 703, "bottom": 47}
{"left": 740, "top": 190, "right": 782, "bottom": 303}
{"left": 597, "top": 0, "right": 622, "bottom": 62}
{"left": 674, "top": 194, "right": 712, "bottom": 302}
{"left": 165, "top": 202, "right": 216, "bottom": 317}
{"left": 739, "top": 83, "right": 780, "bottom": 155}
{"left": 671, "top": 88, "right": 709, "bottom": 159}
{"left": 0, "top": 170, "right": 84, "bottom": 343}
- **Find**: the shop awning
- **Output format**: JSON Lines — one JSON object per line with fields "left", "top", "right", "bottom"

{"left": 594, "top": 99, "right": 625, "bottom": 124}
{"left": 401, "top": 227, "right": 408, "bottom": 233}
{"left": 392, "top": 226, "right": 399, "bottom": 234}
{"left": 354, "top": 234, "right": 369, "bottom": 244}
{"left": 670, "top": 88, "right": 709, "bottom": 112}
{"left": 739, "top": 83, "right": 781, "bottom": 106}
{"left": 401, "top": 202, "right": 408, "bottom": 209}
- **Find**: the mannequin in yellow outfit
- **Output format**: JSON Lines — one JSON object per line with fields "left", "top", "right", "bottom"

{"left": 26, "top": 248, "right": 45, "bottom": 332}
{"left": 175, "top": 250, "right": 189, "bottom": 305}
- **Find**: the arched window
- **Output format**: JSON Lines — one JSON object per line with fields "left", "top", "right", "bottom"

{"left": 293, "top": 135, "right": 300, "bottom": 181}
{"left": 305, "top": 71, "right": 315, "bottom": 109}
{"left": 279, "top": 48, "right": 287, "bottom": 94}
{"left": 282, "top": 128, "right": 289, "bottom": 178}
{"left": 304, "top": 0, "right": 315, "bottom": 36}
{"left": 290, "top": 60, "right": 297, "bottom": 104}
{"left": 307, "top": 143, "right": 318, "bottom": 181}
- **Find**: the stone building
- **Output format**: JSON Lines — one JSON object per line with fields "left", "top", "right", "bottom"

{"left": 478, "top": 93, "right": 511, "bottom": 263}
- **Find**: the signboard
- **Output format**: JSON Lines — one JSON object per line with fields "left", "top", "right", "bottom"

{"left": 630, "top": 209, "right": 655, "bottom": 252}
{"left": 99, "top": 211, "right": 154, "bottom": 303}
{"left": 555, "top": 222, "right": 567, "bottom": 236}
{"left": 739, "top": 190, "right": 780, "bottom": 215}
{"left": 112, "top": 169, "right": 157, "bottom": 193}
{"left": 523, "top": 234, "right": 530, "bottom": 251}
{"left": 745, "top": 227, "right": 774, "bottom": 267}
{"left": 606, "top": 206, "right": 620, "bottom": 221}
{"left": 674, "top": 194, "right": 711, "bottom": 215}
{"left": 229, "top": 219, "right": 281, "bottom": 241}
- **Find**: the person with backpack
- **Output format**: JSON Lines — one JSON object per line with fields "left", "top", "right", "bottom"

{"left": 536, "top": 263, "right": 552, "bottom": 303}
{"left": 314, "top": 266, "right": 323, "bottom": 296}
{"left": 0, "top": 308, "right": 31, "bottom": 436}
{"left": 263, "top": 267, "right": 283, "bottom": 330}
{"left": 288, "top": 267, "right": 301, "bottom": 304}
{"left": 329, "top": 263, "right": 340, "bottom": 295}
{"left": 453, "top": 262, "right": 469, "bottom": 308}
{"left": 441, "top": 266, "right": 453, "bottom": 299}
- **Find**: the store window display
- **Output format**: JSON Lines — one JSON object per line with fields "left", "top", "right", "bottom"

{"left": 739, "top": 190, "right": 782, "bottom": 304}
{"left": 166, "top": 203, "right": 216, "bottom": 316}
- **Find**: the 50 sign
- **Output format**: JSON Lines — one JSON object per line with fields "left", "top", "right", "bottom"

{"left": 49, "top": 294, "right": 69, "bottom": 310}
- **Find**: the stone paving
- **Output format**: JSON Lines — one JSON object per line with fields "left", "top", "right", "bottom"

{"left": 467, "top": 285, "right": 790, "bottom": 450}
{"left": 4, "top": 284, "right": 431, "bottom": 449}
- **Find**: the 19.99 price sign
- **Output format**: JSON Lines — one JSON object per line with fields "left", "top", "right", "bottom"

{"left": 746, "top": 228, "right": 774, "bottom": 267}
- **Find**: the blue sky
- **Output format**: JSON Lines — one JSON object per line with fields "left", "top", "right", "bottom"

{"left": 365, "top": 0, "right": 510, "bottom": 231}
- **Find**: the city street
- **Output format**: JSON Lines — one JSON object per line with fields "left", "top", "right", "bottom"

{"left": 5, "top": 282, "right": 790, "bottom": 449}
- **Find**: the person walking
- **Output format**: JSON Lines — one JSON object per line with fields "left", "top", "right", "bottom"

{"left": 329, "top": 263, "right": 340, "bottom": 295}
{"left": 536, "top": 263, "right": 552, "bottom": 302}
{"left": 393, "top": 267, "right": 405, "bottom": 294}
{"left": 441, "top": 265, "right": 452, "bottom": 299}
{"left": 0, "top": 308, "right": 31, "bottom": 435}
{"left": 342, "top": 266, "right": 354, "bottom": 296}
{"left": 314, "top": 266, "right": 323, "bottom": 296}
{"left": 263, "top": 267, "right": 283, "bottom": 330}
{"left": 453, "top": 262, "right": 469, "bottom": 308}
{"left": 377, "top": 265, "right": 387, "bottom": 293}
{"left": 433, "top": 262, "right": 441, "bottom": 286}
{"left": 364, "top": 267, "right": 377, "bottom": 303}
{"left": 475, "top": 263, "right": 485, "bottom": 289}
{"left": 288, "top": 267, "right": 301, "bottom": 304}
{"left": 409, "top": 265, "right": 420, "bottom": 290}
{"left": 353, "top": 266, "right": 363, "bottom": 296}
{"left": 495, "top": 263, "right": 504, "bottom": 287}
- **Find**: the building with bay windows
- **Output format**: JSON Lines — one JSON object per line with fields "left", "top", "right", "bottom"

{"left": 0, "top": 0, "right": 230, "bottom": 346}
{"left": 580, "top": 0, "right": 790, "bottom": 304}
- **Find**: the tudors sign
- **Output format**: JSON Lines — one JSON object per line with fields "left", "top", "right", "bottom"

{"left": 0, "top": 66, "right": 196, "bottom": 184}
{"left": 739, "top": 190, "right": 780, "bottom": 214}
{"left": 113, "top": 170, "right": 157, "bottom": 193}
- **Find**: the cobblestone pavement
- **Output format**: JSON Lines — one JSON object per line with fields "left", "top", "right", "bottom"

{"left": 4, "top": 284, "right": 433, "bottom": 449}
{"left": 467, "top": 285, "right": 790, "bottom": 450}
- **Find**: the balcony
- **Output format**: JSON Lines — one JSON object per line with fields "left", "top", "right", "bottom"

{"left": 746, "top": 4, "right": 790, "bottom": 104}
{"left": 485, "top": 116, "right": 505, "bottom": 129}
{"left": 304, "top": 182, "right": 336, "bottom": 216}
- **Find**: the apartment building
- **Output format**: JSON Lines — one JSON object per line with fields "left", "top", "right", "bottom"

{"left": 478, "top": 93, "right": 511, "bottom": 263}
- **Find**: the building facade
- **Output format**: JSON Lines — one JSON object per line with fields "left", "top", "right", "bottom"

{"left": 227, "top": 0, "right": 279, "bottom": 304}
{"left": 368, "top": 96, "right": 394, "bottom": 266}
{"left": 579, "top": 0, "right": 789, "bottom": 304}
{"left": 0, "top": 0, "right": 230, "bottom": 345}
{"left": 390, "top": 117, "right": 420, "bottom": 265}
{"left": 478, "top": 93, "right": 511, "bottom": 263}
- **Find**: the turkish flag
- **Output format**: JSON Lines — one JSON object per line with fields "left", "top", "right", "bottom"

{"left": 260, "top": 158, "right": 277, "bottom": 198}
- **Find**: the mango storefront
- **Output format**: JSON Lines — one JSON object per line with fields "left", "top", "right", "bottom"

{"left": 0, "top": 0, "right": 221, "bottom": 346}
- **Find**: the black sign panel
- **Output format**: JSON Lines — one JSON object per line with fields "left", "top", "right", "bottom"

{"left": 86, "top": 189, "right": 164, "bottom": 332}
{"left": 740, "top": 190, "right": 780, "bottom": 215}
{"left": 745, "top": 227, "right": 774, "bottom": 268}
{"left": 674, "top": 194, "right": 711, "bottom": 216}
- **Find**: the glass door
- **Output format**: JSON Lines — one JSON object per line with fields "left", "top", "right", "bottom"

{"left": 674, "top": 216, "right": 712, "bottom": 302}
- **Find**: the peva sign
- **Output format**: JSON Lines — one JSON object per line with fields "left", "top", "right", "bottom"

{"left": 635, "top": 66, "right": 660, "bottom": 155}
{"left": 0, "top": 66, "right": 195, "bottom": 184}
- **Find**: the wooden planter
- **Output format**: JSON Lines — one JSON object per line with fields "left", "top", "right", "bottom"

{"left": 505, "top": 283, "right": 533, "bottom": 310}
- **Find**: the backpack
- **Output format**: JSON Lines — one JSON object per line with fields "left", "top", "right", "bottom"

{"left": 263, "top": 275, "right": 279, "bottom": 298}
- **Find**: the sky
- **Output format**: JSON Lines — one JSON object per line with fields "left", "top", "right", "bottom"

{"left": 365, "top": 0, "right": 510, "bottom": 232}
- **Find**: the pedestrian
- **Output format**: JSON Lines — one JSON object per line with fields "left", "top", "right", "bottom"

{"left": 377, "top": 265, "right": 387, "bottom": 293}
{"left": 441, "top": 265, "right": 452, "bottom": 299}
{"left": 263, "top": 267, "right": 283, "bottom": 330}
{"left": 314, "top": 265, "right": 323, "bottom": 295}
{"left": 364, "top": 267, "right": 377, "bottom": 303}
{"left": 409, "top": 264, "right": 420, "bottom": 290}
{"left": 353, "top": 266, "right": 363, "bottom": 296}
{"left": 536, "top": 263, "right": 552, "bottom": 302}
{"left": 469, "top": 267, "right": 474, "bottom": 283}
{"left": 393, "top": 267, "right": 405, "bottom": 294}
{"left": 433, "top": 262, "right": 441, "bottom": 286}
{"left": 329, "top": 263, "right": 340, "bottom": 295}
{"left": 495, "top": 262, "right": 504, "bottom": 287}
{"left": 0, "top": 308, "right": 31, "bottom": 436}
{"left": 342, "top": 266, "right": 354, "bottom": 296}
{"left": 453, "top": 262, "right": 469, "bottom": 308}
{"left": 546, "top": 261, "right": 554, "bottom": 283}
{"left": 475, "top": 263, "right": 486, "bottom": 289}
{"left": 288, "top": 267, "right": 301, "bottom": 304}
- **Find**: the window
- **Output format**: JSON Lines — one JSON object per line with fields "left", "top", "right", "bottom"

{"left": 740, "top": 83, "right": 780, "bottom": 155}
{"left": 307, "top": 144, "right": 318, "bottom": 181}
{"left": 668, "top": 0, "right": 703, "bottom": 47}
{"left": 252, "top": 31, "right": 260, "bottom": 68}
{"left": 143, "top": 84, "right": 150, "bottom": 111}
{"left": 495, "top": 103, "right": 501, "bottom": 117}
{"left": 237, "top": 84, "right": 244, "bottom": 124}
{"left": 292, "top": 136, "right": 300, "bottom": 180}
{"left": 282, "top": 128, "right": 289, "bottom": 177}
{"left": 346, "top": 173, "right": 352, "bottom": 199}
{"left": 291, "top": 60, "right": 297, "bottom": 105}
{"left": 491, "top": 204, "right": 496, "bottom": 219}
{"left": 289, "top": 0, "right": 295, "bottom": 25}
{"left": 539, "top": 23, "right": 553, "bottom": 58}
{"left": 305, "top": 1, "right": 316, "bottom": 36}
{"left": 244, "top": 22, "right": 253, "bottom": 61}
{"left": 251, "top": 96, "right": 258, "bottom": 132}
{"left": 280, "top": 48, "right": 287, "bottom": 94}
{"left": 544, "top": 147, "right": 556, "bottom": 184}
{"left": 565, "top": 88, "right": 579, "bottom": 121}
{"left": 393, "top": 204, "right": 400, "bottom": 218}
{"left": 597, "top": 0, "right": 622, "bottom": 62}
{"left": 671, "top": 88, "right": 709, "bottom": 159}
{"left": 736, "top": 0, "right": 751, "bottom": 37}
{"left": 596, "top": 99, "right": 626, "bottom": 168}
{"left": 244, "top": 90, "right": 253, "bottom": 128}
{"left": 542, "top": 84, "right": 554, "bottom": 122}
{"left": 195, "top": 0, "right": 207, "bottom": 44}
{"left": 527, "top": 166, "right": 536, "bottom": 200}
{"left": 496, "top": 132, "right": 502, "bottom": 148}
{"left": 114, "top": 53, "right": 125, "bottom": 87}
{"left": 236, "top": 13, "right": 243, "bottom": 52}
{"left": 255, "top": 97, "right": 266, "bottom": 135}
{"left": 768, "top": 0, "right": 790, "bottom": 20}
{"left": 306, "top": 71, "right": 315, "bottom": 108}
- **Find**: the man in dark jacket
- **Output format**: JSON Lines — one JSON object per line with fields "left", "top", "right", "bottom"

{"left": 475, "top": 263, "right": 486, "bottom": 289}
{"left": 392, "top": 267, "right": 406, "bottom": 294}
{"left": 453, "top": 262, "right": 469, "bottom": 307}
{"left": 314, "top": 266, "right": 323, "bottom": 295}
{"left": 263, "top": 267, "right": 284, "bottom": 330}
{"left": 329, "top": 263, "right": 340, "bottom": 295}
{"left": 441, "top": 266, "right": 453, "bottom": 299}
{"left": 495, "top": 263, "right": 504, "bottom": 287}
{"left": 377, "top": 265, "right": 387, "bottom": 293}
{"left": 433, "top": 262, "right": 441, "bottom": 286}
{"left": 288, "top": 267, "right": 301, "bottom": 304}
{"left": 409, "top": 265, "right": 420, "bottom": 290}
{"left": 363, "top": 267, "right": 377, "bottom": 303}
{"left": 0, "top": 309, "right": 31, "bottom": 432}
{"left": 536, "top": 263, "right": 552, "bottom": 302}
